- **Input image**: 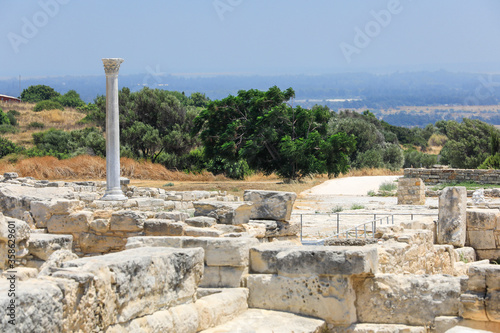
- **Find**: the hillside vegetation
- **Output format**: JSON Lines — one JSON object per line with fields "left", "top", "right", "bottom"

{"left": 0, "top": 84, "right": 498, "bottom": 181}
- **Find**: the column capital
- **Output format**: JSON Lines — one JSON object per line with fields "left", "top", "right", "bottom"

{"left": 102, "top": 58, "right": 124, "bottom": 76}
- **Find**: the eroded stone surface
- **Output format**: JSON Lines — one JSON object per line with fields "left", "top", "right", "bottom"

{"left": 243, "top": 190, "right": 297, "bottom": 221}
{"left": 438, "top": 187, "right": 467, "bottom": 247}
{"left": 193, "top": 201, "right": 253, "bottom": 225}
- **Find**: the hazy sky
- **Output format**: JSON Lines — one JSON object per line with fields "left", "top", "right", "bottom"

{"left": 2, "top": 0, "right": 500, "bottom": 78}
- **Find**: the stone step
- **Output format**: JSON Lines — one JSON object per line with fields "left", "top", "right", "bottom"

{"left": 331, "top": 323, "right": 427, "bottom": 333}
{"left": 199, "top": 308, "right": 326, "bottom": 333}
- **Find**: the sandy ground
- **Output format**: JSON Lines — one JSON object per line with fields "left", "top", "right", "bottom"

{"left": 301, "top": 175, "right": 402, "bottom": 196}
{"left": 294, "top": 175, "right": 439, "bottom": 240}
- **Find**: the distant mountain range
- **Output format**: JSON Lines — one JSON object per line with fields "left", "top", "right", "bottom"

{"left": 1, "top": 71, "right": 499, "bottom": 127}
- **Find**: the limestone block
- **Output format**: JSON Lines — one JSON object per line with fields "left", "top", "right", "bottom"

{"left": 89, "top": 219, "right": 110, "bottom": 233}
{"left": 0, "top": 279, "right": 63, "bottom": 332}
{"left": 214, "top": 224, "right": 246, "bottom": 234}
{"left": 38, "top": 249, "right": 79, "bottom": 277}
{"left": 335, "top": 323, "right": 427, "bottom": 333}
{"left": 170, "top": 303, "right": 199, "bottom": 333}
{"left": 125, "top": 236, "right": 184, "bottom": 250}
{"left": 356, "top": 274, "right": 462, "bottom": 326}
{"left": 397, "top": 178, "right": 426, "bottom": 205}
{"left": 135, "top": 197, "right": 165, "bottom": 208}
{"left": 247, "top": 274, "right": 357, "bottom": 326}
{"left": 28, "top": 233, "right": 73, "bottom": 261}
{"left": 185, "top": 227, "right": 222, "bottom": 238}
{"left": 250, "top": 244, "right": 378, "bottom": 277}
{"left": 455, "top": 247, "right": 477, "bottom": 264}
{"left": 468, "top": 230, "right": 496, "bottom": 250}
{"left": 200, "top": 266, "right": 247, "bottom": 288}
{"left": 58, "top": 247, "right": 204, "bottom": 325}
{"left": 248, "top": 219, "right": 300, "bottom": 237}
{"left": 243, "top": 190, "right": 297, "bottom": 221}
{"left": 461, "top": 293, "right": 488, "bottom": 321}
{"left": 183, "top": 237, "right": 259, "bottom": 267}
{"left": 476, "top": 249, "right": 500, "bottom": 261}
{"left": 467, "top": 209, "right": 500, "bottom": 230}
{"left": 1, "top": 266, "right": 38, "bottom": 281}
{"left": 143, "top": 219, "right": 185, "bottom": 236}
{"left": 47, "top": 210, "right": 93, "bottom": 234}
{"left": 94, "top": 210, "right": 113, "bottom": 219}
{"left": 242, "top": 223, "right": 267, "bottom": 238}
{"left": 195, "top": 288, "right": 248, "bottom": 331}
{"left": 155, "top": 211, "right": 189, "bottom": 222}
{"left": 110, "top": 210, "right": 147, "bottom": 232}
{"left": 79, "top": 233, "right": 127, "bottom": 253}
{"left": 200, "top": 308, "right": 327, "bottom": 333}
{"left": 185, "top": 216, "right": 217, "bottom": 228}
{"left": 0, "top": 216, "right": 30, "bottom": 269}
{"left": 30, "top": 201, "right": 53, "bottom": 228}
{"left": 486, "top": 290, "right": 500, "bottom": 322}
{"left": 438, "top": 187, "right": 467, "bottom": 247}
{"left": 106, "top": 309, "right": 175, "bottom": 333}
{"left": 193, "top": 201, "right": 253, "bottom": 225}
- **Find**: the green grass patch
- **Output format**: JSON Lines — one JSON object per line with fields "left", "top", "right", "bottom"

{"left": 350, "top": 204, "right": 365, "bottom": 210}
{"left": 379, "top": 181, "right": 397, "bottom": 192}
{"left": 331, "top": 205, "right": 343, "bottom": 213}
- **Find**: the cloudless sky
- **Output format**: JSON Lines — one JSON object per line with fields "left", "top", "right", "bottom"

{"left": 2, "top": 0, "right": 500, "bottom": 78}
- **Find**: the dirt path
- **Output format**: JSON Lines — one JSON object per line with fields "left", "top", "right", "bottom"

{"left": 300, "top": 175, "right": 402, "bottom": 196}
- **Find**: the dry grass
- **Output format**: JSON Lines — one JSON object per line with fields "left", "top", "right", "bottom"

{"left": 0, "top": 101, "right": 89, "bottom": 147}
{"left": 341, "top": 168, "right": 403, "bottom": 177}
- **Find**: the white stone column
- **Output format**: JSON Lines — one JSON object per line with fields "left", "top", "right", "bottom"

{"left": 101, "top": 58, "right": 127, "bottom": 201}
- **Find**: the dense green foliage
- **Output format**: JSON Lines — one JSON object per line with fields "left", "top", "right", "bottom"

{"left": 193, "top": 86, "right": 356, "bottom": 179}
{"left": 21, "top": 85, "right": 60, "bottom": 103}
{"left": 438, "top": 119, "right": 498, "bottom": 169}
{"left": 33, "top": 100, "right": 65, "bottom": 112}
{"left": 0, "top": 137, "right": 23, "bottom": 158}
{"left": 54, "top": 90, "right": 85, "bottom": 108}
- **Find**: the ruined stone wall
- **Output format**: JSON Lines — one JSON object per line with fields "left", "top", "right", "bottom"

{"left": 466, "top": 209, "right": 500, "bottom": 261}
{"left": 404, "top": 168, "right": 500, "bottom": 185}
{"left": 397, "top": 177, "right": 426, "bottom": 205}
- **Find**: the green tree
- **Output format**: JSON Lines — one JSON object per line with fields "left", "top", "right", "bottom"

{"left": 194, "top": 86, "right": 356, "bottom": 179}
{"left": 33, "top": 100, "right": 64, "bottom": 112}
{"left": 439, "top": 119, "right": 497, "bottom": 169}
{"left": 56, "top": 90, "right": 85, "bottom": 108}
{"left": 21, "top": 85, "right": 60, "bottom": 102}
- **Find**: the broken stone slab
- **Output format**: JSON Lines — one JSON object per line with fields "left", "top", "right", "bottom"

{"left": 46, "top": 210, "right": 93, "bottom": 234}
{"left": 31, "top": 199, "right": 85, "bottom": 228}
{"left": 243, "top": 190, "right": 297, "bottom": 221}
{"left": 28, "top": 233, "right": 73, "bottom": 261}
{"left": 185, "top": 216, "right": 217, "bottom": 228}
{"left": 200, "top": 308, "right": 327, "bottom": 333}
{"left": 0, "top": 278, "right": 63, "bottom": 332}
{"left": 438, "top": 187, "right": 467, "bottom": 247}
{"left": 79, "top": 233, "right": 127, "bottom": 254}
{"left": 466, "top": 209, "right": 500, "bottom": 231}
{"left": 184, "top": 227, "right": 223, "bottom": 238}
{"left": 0, "top": 185, "right": 75, "bottom": 219}
{"left": 54, "top": 246, "right": 204, "bottom": 327}
{"left": 155, "top": 211, "right": 189, "bottom": 222}
{"left": 356, "top": 274, "right": 463, "bottom": 326}
{"left": 109, "top": 210, "right": 147, "bottom": 232}
{"left": 250, "top": 244, "right": 378, "bottom": 277}
{"left": 143, "top": 219, "right": 185, "bottom": 236}
{"left": 125, "top": 236, "right": 259, "bottom": 267}
{"left": 199, "top": 266, "right": 248, "bottom": 288}
{"left": 193, "top": 201, "right": 253, "bottom": 225}
{"left": 248, "top": 219, "right": 300, "bottom": 237}
{"left": 247, "top": 274, "right": 356, "bottom": 326}
{"left": 195, "top": 288, "right": 248, "bottom": 331}
{"left": 38, "top": 249, "right": 79, "bottom": 277}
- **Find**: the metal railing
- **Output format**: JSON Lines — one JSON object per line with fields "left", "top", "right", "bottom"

{"left": 295, "top": 212, "right": 438, "bottom": 245}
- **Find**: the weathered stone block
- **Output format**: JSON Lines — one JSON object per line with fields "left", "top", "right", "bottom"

{"left": 110, "top": 210, "right": 147, "bottom": 232}
{"left": 468, "top": 230, "right": 496, "bottom": 250}
{"left": 47, "top": 211, "right": 92, "bottom": 234}
{"left": 356, "top": 274, "right": 462, "bottom": 326}
{"left": 438, "top": 187, "right": 467, "bottom": 247}
{"left": 195, "top": 288, "right": 248, "bottom": 331}
{"left": 200, "top": 266, "right": 247, "bottom": 288}
{"left": 155, "top": 211, "right": 189, "bottom": 222}
{"left": 0, "top": 279, "right": 63, "bottom": 332}
{"left": 184, "top": 227, "right": 222, "bottom": 238}
{"left": 28, "top": 233, "right": 73, "bottom": 261}
{"left": 193, "top": 201, "right": 253, "bottom": 225}
{"left": 461, "top": 292, "right": 488, "bottom": 321}
{"left": 143, "top": 219, "right": 184, "bottom": 236}
{"left": 56, "top": 247, "right": 204, "bottom": 326}
{"left": 183, "top": 237, "right": 259, "bottom": 267}
{"left": 467, "top": 209, "right": 500, "bottom": 230}
{"left": 250, "top": 244, "right": 378, "bottom": 277}
{"left": 79, "top": 233, "right": 127, "bottom": 253}
{"left": 248, "top": 219, "right": 299, "bottom": 237}
{"left": 125, "top": 236, "right": 184, "bottom": 250}
{"left": 397, "top": 177, "right": 426, "bottom": 205}
{"left": 247, "top": 274, "right": 357, "bottom": 326}
{"left": 243, "top": 190, "right": 297, "bottom": 221}
{"left": 89, "top": 219, "right": 110, "bottom": 233}
{"left": 185, "top": 216, "right": 217, "bottom": 228}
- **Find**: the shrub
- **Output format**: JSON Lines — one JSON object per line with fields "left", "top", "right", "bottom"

{"left": 0, "top": 137, "right": 23, "bottom": 158}
{"left": 403, "top": 149, "right": 437, "bottom": 168}
{"left": 479, "top": 153, "right": 500, "bottom": 169}
{"left": 33, "top": 100, "right": 64, "bottom": 112}
{"left": 55, "top": 90, "right": 85, "bottom": 108}
{"left": 28, "top": 122, "right": 45, "bottom": 129}
{"left": 6, "top": 110, "right": 18, "bottom": 126}
{"left": 428, "top": 133, "right": 448, "bottom": 146}
{"left": 0, "top": 108, "right": 10, "bottom": 126}
{"left": 350, "top": 204, "right": 365, "bottom": 210}
{"left": 379, "top": 181, "right": 397, "bottom": 192}
{"left": 0, "top": 125, "right": 18, "bottom": 134}
{"left": 21, "top": 85, "right": 60, "bottom": 102}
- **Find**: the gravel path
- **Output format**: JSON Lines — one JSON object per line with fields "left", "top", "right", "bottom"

{"left": 301, "top": 175, "right": 402, "bottom": 196}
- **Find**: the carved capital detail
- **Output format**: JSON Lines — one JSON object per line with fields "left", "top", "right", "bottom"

{"left": 102, "top": 58, "right": 124, "bottom": 75}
